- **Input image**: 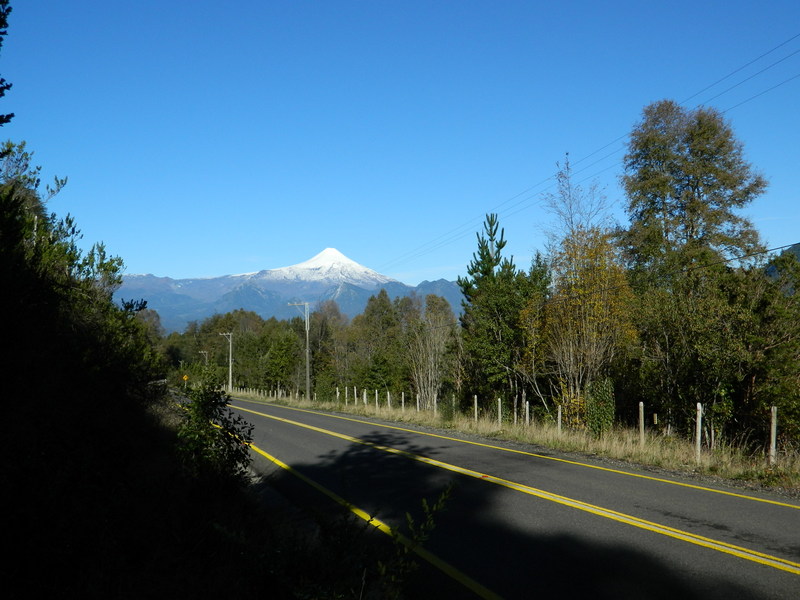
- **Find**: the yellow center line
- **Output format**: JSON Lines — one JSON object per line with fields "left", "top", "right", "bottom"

{"left": 249, "top": 443, "right": 503, "bottom": 600}
{"left": 236, "top": 403, "right": 800, "bottom": 576}
{"left": 234, "top": 397, "right": 799, "bottom": 511}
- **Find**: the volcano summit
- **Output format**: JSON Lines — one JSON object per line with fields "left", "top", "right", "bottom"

{"left": 117, "top": 248, "right": 462, "bottom": 332}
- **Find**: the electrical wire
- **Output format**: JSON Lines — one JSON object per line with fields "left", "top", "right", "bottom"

{"left": 681, "top": 32, "right": 800, "bottom": 104}
{"left": 544, "top": 242, "right": 800, "bottom": 309}
{"left": 427, "top": 241, "right": 800, "bottom": 330}
{"left": 700, "top": 47, "right": 800, "bottom": 105}
{"left": 377, "top": 32, "right": 800, "bottom": 275}
{"left": 723, "top": 71, "right": 800, "bottom": 113}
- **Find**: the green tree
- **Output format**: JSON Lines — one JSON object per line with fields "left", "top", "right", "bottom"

{"left": 136, "top": 307, "right": 165, "bottom": 344}
{"left": 309, "top": 300, "right": 348, "bottom": 400}
{"left": 458, "top": 213, "right": 507, "bottom": 303}
{"left": 0, "top": 141, "right": 158, "bottom": 396}
{"left": 458, "top": 214, "right": 531, "bottom": 406}
{"left": 728, "top": 252, "right": 800, "bottom": 441}
{"left": 260, "top": 319, "right": 303, "bottom": 393}
{"left": 633, "top": 268, "right": 743, "bottom": 438}
{"left": 0, "top": 1, "right": 14, "bottom": 126}
{"left": 618, "top": 100, "right": 793, "bottom": 443}
{"left": 348, "top": 289, "right": 406, "bottom": 393}
{"left": 2, "top": 136, "right": 169, "bottom": 590}
{"left": 518, "top": 253, "right": 552, "bottom": 412}
{"left": 621, "top": 99, "right": 767, "bottom": 277}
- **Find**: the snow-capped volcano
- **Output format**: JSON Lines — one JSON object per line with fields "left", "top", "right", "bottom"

{"left": 118, "top": 247, "right": 463, "bottom": 332}
{"left": 252, "top": 248, "right": 396, "bottom": 289}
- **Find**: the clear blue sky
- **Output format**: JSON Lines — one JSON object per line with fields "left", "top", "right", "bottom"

{"left": 3, "top": 1, "right": 799, "bottom": 284}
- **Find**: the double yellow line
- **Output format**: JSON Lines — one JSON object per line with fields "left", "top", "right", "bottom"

{"left": 235, "top": 402, "right": 800, "bottom": 583}
{"left": 245, "top": 400, "right": 800, "bottom": 510}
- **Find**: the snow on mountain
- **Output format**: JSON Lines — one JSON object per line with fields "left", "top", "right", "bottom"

{"left": 118, "top": 248, "right": 462, "bottom": 332}
{"left": 249, "top": 248, "right": 397, "bottom": 289}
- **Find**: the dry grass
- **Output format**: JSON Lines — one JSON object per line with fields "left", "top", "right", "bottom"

{"left": 235, "top": 389, "right": 800, "bottom": 496}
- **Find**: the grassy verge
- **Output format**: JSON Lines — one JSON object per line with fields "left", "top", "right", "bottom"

{"left": 236, "top": 391, "right": 800, "bottom": 496}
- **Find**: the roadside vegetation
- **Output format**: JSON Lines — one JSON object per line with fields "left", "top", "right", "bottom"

{"left": 0, "top": 127, "right": 421, "bottom": 599}
{"left": 161, "top": 101, "right": 800, "bottom": 492}
{"left": 0, "top": 5, "right": 421, "bottom": 595}
{"left": 0, "top": 135, "right": 419, "bottom": 596}
{"left": 235, "top": 390, "right": 800, "bottom": 494}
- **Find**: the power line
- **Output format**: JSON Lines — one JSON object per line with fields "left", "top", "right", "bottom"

{"left": 378, "top": 175, "right": 557, "bottom": 272}
{"left": 700, "top": 47, "right": 800, "bottom": 105}
{"left": 378, "top": 33, "right": 800, "bottom": 275}
{"left": 681, "top": 32, "right": 800, "bottom": 104}
{"left": 428, "top": 241, "right": 800, "bottom": 330}
{"left": 723, "top": 71, "right": 800, "bottom": 113}
{"left": 547, "top": 242, "right": 800, "bottom": 309}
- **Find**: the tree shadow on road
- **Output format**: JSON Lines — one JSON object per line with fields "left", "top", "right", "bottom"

{"left": 256, "top": 428, "right": 775, "bottom": 600}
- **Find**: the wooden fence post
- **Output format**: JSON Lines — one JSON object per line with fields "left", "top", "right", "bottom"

{"left": 557, "top": 405, "right": 562, "bottom": 435}
{"left": 769, "top": 406, "right": 778, "bottom": 467}
{"left": 474, "top": 395, "right": 478, "bottom": 423}
{"left": 639, "top": 401, "right": 645, "bottom": 447}
{"left": 497, "top": 398, "right": 502, "bottom": 427}
{"left": 695, "top": 403, "right": 703, "bottom": 463}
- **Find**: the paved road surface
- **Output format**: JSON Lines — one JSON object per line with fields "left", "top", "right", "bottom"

{"left": 230, "top": 398, "right": 800, "bottom": 599}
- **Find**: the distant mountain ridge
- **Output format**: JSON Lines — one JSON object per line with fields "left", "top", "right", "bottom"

{"left": 117, "top": 248, "right": 464, "bottom": 332}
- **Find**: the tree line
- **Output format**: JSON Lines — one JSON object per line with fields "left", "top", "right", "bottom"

{"left": 158, "top": 99, "right": 800, "bottom": 450}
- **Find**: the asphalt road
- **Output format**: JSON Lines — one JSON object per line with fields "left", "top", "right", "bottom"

{"left": 229, "top": 398, "right": 800, "bottom": 599}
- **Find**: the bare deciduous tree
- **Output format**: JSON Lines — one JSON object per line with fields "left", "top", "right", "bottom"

{"left": 544, "top": 159, "right": 635, "bottom": 426}
{"left": 408, "top": 295, "right": 456, "bottom": 409}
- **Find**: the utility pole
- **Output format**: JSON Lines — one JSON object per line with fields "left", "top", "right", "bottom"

{"left": 219, "top": 332, "right": 232, "bottom": 391}
{"left": 289, "top": 302, "right": 310, "bottom": 400}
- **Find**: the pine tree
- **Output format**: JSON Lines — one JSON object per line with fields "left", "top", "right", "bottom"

{"left": 0, "top": 1, "right": 13, "bottom": 126}
{"left": 458, "top": 214, "right": 530, "bottom": 404}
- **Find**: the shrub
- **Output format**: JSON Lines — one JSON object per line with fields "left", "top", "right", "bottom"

{"left": 178, "top": 371, "right": 254, "bottom": 483}
{"left": 586, "top": 377, "right": 615, "bottom": 437}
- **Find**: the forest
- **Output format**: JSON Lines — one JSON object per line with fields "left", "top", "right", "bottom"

{"left": 158, "top": 100, "right": 800, "bottom": 451}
